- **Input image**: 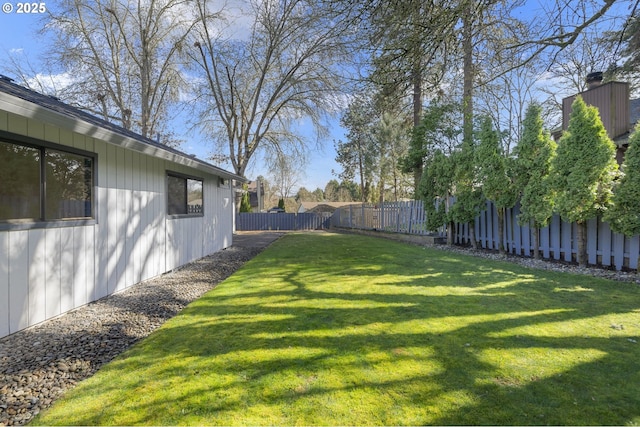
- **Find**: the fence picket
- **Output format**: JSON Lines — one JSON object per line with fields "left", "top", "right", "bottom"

{"left": 613, "top": 232, "right": 625, "bottom": 271}
{"left": 587, "top": 218, "right": 598, "bottom": 265}
{"left": 630, "top": 236, "right": 640, "bottom": 270}
{"left": 541, "top": 225, "right": 550, "bottom": 259}
{"left": 551, "top": 216, "right": 561, "bottom": 260}
{"left": 332, "top": 199, "right": 640, "bottom": 270}
{"left": 561, "top": 221, "right": 572, "bottom": 262}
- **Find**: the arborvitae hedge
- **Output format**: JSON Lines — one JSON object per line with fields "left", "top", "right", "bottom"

{"left": 606, "top": 124, "right": 640, "bottom": 236}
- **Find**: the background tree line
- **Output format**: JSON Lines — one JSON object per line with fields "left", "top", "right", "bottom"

{"left": 5, "top": 0, "right": 640, "bottom": 218}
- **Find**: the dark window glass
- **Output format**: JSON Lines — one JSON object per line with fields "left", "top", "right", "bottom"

{"left": 0, "top": 141, "right": 41, "bottom": 220}
{"left": 0, "top": 139, "right": 93, "bottom": 222}
{"left": 167, "top": 173, "right": 203, "bottom": 216}
{"left": 45, "top": 149, "right": 93, "bottom": 219}
{"left": 168, "top": 174, "right": 187, "bottom": 215}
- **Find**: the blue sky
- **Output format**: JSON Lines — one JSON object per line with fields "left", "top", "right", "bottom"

{"left": 0, "top": 1, "right": 634, "bottom": 192}
{"left": 0, "top": 5, "right": 343, "bottom": 191}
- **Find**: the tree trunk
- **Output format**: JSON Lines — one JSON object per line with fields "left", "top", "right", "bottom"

{"left": 411, "top": 1, "right": 423, "bottom": 195}
{"left": 462, "top": 8, "right": 474, "bottom": 158}
{"left": 447, "top": 220, "right": 454, "bottom": 246}
{"left": 577, "top": 221, "right": 588, "bottom": 267}
{"left": 497, "top": 207, "right": 505, "bottom": 254}
{"left": 412, "top": 69, "right": 422, "bottom": 194}
{"left": 234, "top": 189, "right": 243, "bottom": 214}
{"left": 533, "top": 226, "right": 541, "bottom": 259}
{"left": 469, "top": 219, "right": 478, "bottom": 249}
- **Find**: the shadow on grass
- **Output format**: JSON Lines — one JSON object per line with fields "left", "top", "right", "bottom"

{"left": 34, "top": 232, "right": 640, "bottom": 426}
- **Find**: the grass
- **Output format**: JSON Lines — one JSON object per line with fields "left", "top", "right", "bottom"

{"left": 32, "top": 232, "right": 640, "bottom": 425}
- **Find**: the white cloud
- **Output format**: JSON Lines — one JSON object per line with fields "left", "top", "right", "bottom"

{"left": 25, "top": 72, "right": 75, "bottom": 95}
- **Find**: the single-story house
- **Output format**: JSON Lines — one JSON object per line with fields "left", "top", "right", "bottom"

{"left": 0, "top": 75, "right": 245, "bottom": 339}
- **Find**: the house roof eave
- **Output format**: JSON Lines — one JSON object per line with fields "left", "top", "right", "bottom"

{"left": 0, "top": 85, "right": 246, "bottom": 183}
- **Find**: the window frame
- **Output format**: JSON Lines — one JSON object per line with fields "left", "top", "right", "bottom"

{"left": 0, "top": 130, "right": 97, "bottom": 231}
{"left": 166, "top": 170, "right": 204, "bottom": 219}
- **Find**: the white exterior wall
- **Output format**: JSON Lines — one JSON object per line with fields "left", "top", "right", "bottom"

{"left": 0, "top": 110, "right": 235, "bottom": 338}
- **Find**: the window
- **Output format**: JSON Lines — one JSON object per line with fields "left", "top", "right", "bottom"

{"left": 167, "top": 172, "right": 203, "bottom": 216}
{"left": 0, "top": 138, "right": 94, "bottom": 222}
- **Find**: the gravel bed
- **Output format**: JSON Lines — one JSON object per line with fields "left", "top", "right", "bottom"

{"left": 0, "top": 245, "right": 263, "bottom": 426}
{"left": 2, "top": 233, "right": 639, "bottom": 426}
{"left": 425, "top": 243, "right": 640, "bottom": 285}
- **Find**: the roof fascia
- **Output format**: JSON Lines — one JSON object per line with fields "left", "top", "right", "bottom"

{"left": 0, "top": 91, "right": 246, "bottom": 183}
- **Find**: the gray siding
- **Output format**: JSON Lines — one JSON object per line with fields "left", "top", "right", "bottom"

{"left": 0, "top": 110, "right": 235, "bottom": 338}
{"left": 563, "top": 82, "right": 630, "bottom": 139}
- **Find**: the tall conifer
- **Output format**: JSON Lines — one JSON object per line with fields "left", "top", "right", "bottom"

{"left": 513, "top": 104, "right": 556, "bottom": 259}
{"left": 549, "top": 96, "right": 618, "bottom": 266}
{"left": 606, "top": 124, "right": 640, "bottom": 237}
{"left": 475, "top": 117, "right": 518, "bottom": 254}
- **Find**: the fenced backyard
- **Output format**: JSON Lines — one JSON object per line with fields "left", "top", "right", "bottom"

{"left": 32, "top": 232, "right": 640, "bottom": 426}
{"left": 332, "top": 200, "right": 640, "bottom": 271}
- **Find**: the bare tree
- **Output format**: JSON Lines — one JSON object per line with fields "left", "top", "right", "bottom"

{"left": 535, "top": 27, "right": 618, "bottom": 130}
{"left": 476, "top": 55, "right": 542, "bottom": 156}
{"left": 510, "top": 0, "right": 621, "bottom": 60}
{"left": 267, "top": 152, "right": 302, "bottom": 203}
{"left": 34, "top": 0, "right": 196, "bottom": 141}
{"left": 190, "top": 0, "right": 353, "bottom": 186}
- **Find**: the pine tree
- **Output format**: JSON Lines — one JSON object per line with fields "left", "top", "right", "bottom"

{"left": 475, "top": 116, "right": 518, "bottom": 254}
{"left": 513, "top": 104, "right": 557, "bottom": 259}
{"left": 606, "top": 124, "right": 640, "bottom": 237}
{"left": 549, "top": 96, "right": 618, "bottom": 267}
{"left": 278, "top": 198, "right": 286, "bottom": 212}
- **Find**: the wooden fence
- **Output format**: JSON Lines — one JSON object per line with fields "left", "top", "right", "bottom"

{"left": 236, "top": 212, "right": 331, "bottom": 231}
{"left": 332, "top": 200, "right": 640, "bottom": 271}
{"left": 331, "top": 201, "right": 438, "bottom": 236}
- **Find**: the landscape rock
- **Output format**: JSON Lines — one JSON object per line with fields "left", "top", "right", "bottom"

{"left": 0, "top": 245, "right": 262, "bottom": 426}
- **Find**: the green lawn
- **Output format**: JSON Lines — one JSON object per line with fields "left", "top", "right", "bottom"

{"left": 33, "top": 232, "right": 640, "bottom": 425}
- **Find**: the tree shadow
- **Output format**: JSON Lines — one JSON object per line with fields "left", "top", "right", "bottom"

{"left": 32, "top": 233, "right": 640, "bottom": 425}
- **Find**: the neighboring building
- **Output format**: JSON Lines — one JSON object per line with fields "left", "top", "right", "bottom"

{"left": 297, "top": 201, "right": 361, "bottom": 214}
{"left": 247, "top": 179, "right": 265, "bottom": 212}
{"left": 558, "top": 72, "right": 640, "bottom": 163}
{"left": 0, "top": 76, "right": 245, "bottom": 338}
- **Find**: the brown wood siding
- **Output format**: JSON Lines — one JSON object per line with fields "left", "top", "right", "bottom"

{"left": 562, "top": 81, "right": 630, "bottom": 139}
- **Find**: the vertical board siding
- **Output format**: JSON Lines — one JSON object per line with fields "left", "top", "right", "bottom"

{"left": 8, "top": 230, "right": 29, "bottom": 332}
{"left": 60, "top": 228, "right": 74, "bottom": 314}
{"left": 44, "top": 228, "right": 61, "bottom": 320}
{"left": 0, "top": 119, "right": 235, "bottom": 338}
{"left": 28, "top": 229, "right": 46, "bottom": 326}
{"left": 334, "top": 200, "right": 640, "bottom": 271}
{"left": 0, "top": 233, "right": 8, "bottom": 337}
{"left": 72, "top": 227, "right": 87, "bottom": 308}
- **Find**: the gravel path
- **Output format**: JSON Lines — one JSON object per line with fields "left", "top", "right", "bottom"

{"left": 0, "top": 241, "right": 270, "bottom": 426}
{"left": 1, "top": 230, "right": 638, "bottom": 426}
